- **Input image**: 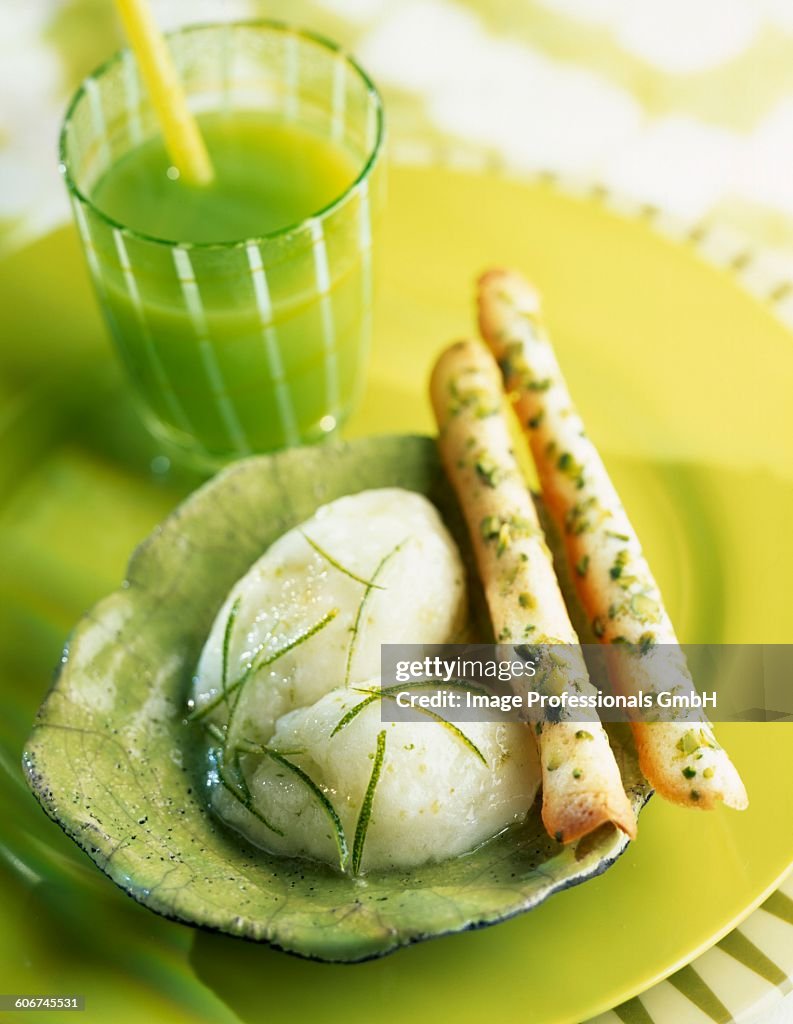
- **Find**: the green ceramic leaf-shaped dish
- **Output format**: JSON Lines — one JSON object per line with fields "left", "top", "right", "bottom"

{"left": 23, "top": 435, "right": 649, "bottom": 962}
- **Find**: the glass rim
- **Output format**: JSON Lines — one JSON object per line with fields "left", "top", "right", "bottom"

{"left": 58, "top": 18, "right": 385, "bottom": 252}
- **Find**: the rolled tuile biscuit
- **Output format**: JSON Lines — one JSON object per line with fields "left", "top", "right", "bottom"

{"left": 477, "top": 268, "right": 747, "bottom": 811}
{"left": 430, "top": 339, "right": 636, "bottom": 843}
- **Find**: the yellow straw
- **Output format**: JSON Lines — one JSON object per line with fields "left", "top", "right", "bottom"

{"left": 115, "top": 0, "right": 214, "bottom": 186}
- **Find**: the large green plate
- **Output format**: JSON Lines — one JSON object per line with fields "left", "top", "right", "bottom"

{"left": 1, "top": 165, "right": 792, "bottom": 1023}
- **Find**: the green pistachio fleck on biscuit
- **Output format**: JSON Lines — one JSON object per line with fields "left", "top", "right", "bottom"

{"left": 475, "top": 458, "right": 502, "bottom": 488}
{"left": 610, "top": 549, "right": 629, "bottom": 579}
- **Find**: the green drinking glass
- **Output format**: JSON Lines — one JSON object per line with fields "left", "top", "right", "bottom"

{"left": 60, "top": 20, "right": 385, "bottom": 470}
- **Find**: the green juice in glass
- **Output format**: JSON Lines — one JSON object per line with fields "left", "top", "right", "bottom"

{"left": 93, "top": 112, "right": 357, "bottom": 243}
{"left": 88, "top": 109, "right": 374, "bottom": 463}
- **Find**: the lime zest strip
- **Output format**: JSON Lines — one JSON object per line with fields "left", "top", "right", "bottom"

{"left": 189, "top": 607, "right": 339, "bottom": 722}
{"left": 300, "top": 531, "right": 386, "bottom": 589}
{"left": 218, "top": 738, "right": 346, "bottom": 864}
{"left": 221, "top": 596, "right": 242, "bottom": 709}
{"left": 211, "top": 738, "right": 284, "bottom": 836}
{"left": 380, "top": 679, "right": 489, "bottom": 698}
{"left": 218, "top": 775, "right": 284, "bottom": 836}
{"left": 331, "top": 679, "right": 487, "bottom": 738}
{"left": 344, "top": 539, "right": 408, "bottom": 686}
{"left": 330, "top": 692, "right": 382, "bottom": 737}
{"left": 263, "top": 748, "right": 349, "bottom": 872}
{"left": 334, "top": 687, "right": 488, "bottom": 766}
{"left": 352, "top": 730, "right": 386, "bottom": 875}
